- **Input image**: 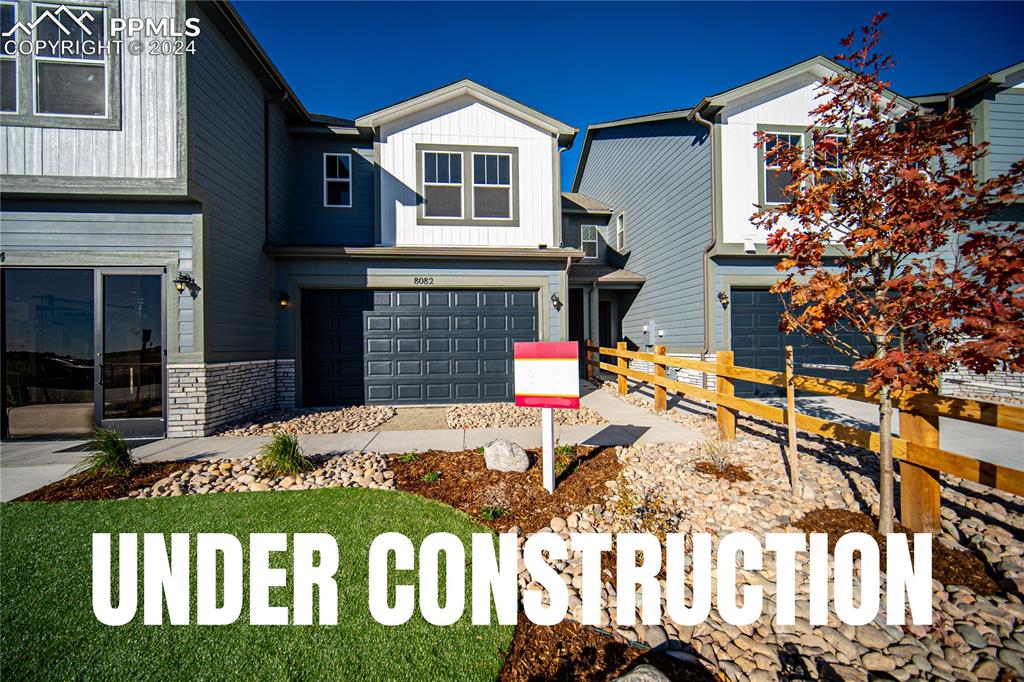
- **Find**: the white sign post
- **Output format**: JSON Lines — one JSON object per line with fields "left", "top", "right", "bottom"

{"left": 513, "top": 341, "right": 580, "bottom": 494}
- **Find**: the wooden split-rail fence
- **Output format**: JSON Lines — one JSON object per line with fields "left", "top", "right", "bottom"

{"left": 584, "top": 340, "right": 1024, "bottom": 533}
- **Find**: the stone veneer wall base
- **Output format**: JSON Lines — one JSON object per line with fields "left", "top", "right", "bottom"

{"left": 167, "top": 359, "right": 296, "bottom": 438}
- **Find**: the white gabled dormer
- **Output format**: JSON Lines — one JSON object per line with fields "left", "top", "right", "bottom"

{"left": 356, "top": 80, "right": 576, "bottom": 249}
{"left": 694, "top": 56, "right": 915, "bottom": 251}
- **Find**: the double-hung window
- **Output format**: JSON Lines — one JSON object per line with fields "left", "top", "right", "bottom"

{"left": 762, "top": 132, "right": 803, "bottom": 205}
{"left": 580, "top": 224, "right": 598, "bottom": 259}
{"left": 816, "top": 132, "right": 847, "bottom": 186}
{"left": 423, "top": 151, "right": 463, "bottom": 218}
{"left": 472, "top": 152, "right": 512, "bottom": 219}
{"left": 323, "top": 153, "right": 352, "bottom": 208}
{"left": 33, "top": 2, "right": 107, "bottom": 116}
{"left": 0, "top": 2, "right": 16, "bottom": 112}
{"left": 614, "top": 214, "right": 625, "bottom": 251}
{"left": 1, "top": 0, "right": 121, "bottom": 128}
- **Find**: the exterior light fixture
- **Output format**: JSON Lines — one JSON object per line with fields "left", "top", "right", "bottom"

{"left": 717, "top": 291, "right": 730, "bottom": 308}
{"left": 550, "top": 293, "right": 562, "bottom": 311}
{"left": 279, "top": 292, "right": 290, "bottom": 309}
{"left": 173, "top": 273, "right": 196, "bottom": 294}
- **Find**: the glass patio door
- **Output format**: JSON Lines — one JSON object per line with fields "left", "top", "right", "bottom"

{"left": 97, "top": 272, "right": 165, "bottom": 437}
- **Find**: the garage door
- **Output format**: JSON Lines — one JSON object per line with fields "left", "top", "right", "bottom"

{"left": 302, "top": 289, "right": 538, "bottom": 406}
{"left": 729, "top": 288, "right": 870, "bottom": 398}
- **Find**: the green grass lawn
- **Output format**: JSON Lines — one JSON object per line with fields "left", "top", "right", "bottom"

{"left": 1, "top": 488, "right": 513, "bottom": 681}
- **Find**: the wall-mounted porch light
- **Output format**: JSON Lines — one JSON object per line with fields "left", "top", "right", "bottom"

{"left": 717, "top": 291, "right": 730, "bottom": 308}
{"left": 279, "top": 292, "right": 290, "bottom": 309}
{"left": 173, "top": 273, "right": 199, "bottom": 297}
{"left": 550, "top": 292, "right": 562, "bottom": 311}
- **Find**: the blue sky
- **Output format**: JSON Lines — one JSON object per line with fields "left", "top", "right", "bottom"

{"left": 234, "top": 1, "right": 1024, "bottom": 190}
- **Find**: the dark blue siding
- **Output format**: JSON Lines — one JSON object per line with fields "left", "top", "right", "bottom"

{"left": 575, "top": 120, "right": 711, "bottom": 351}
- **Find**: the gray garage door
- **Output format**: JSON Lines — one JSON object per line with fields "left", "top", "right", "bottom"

{"left": 730, "top": 288, "right": 871, "bottom": 398}
{"left": 302, "top": 289, "right": 538, "bottom": 406}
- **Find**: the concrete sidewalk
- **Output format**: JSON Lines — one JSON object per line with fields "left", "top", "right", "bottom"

{"left": 0, "top": 383, "right": 703, "bottom": 501}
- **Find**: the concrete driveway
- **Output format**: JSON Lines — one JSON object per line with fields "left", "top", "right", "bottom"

{"left": 759, "top": 395, "right": 1023, "bottom": 470}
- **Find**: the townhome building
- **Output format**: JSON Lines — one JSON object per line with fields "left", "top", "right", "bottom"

{"left": 569, "top": 56, "right": 1024, "bottom": 399}
{"left": 1, "top": 0, "right": 581, "bottom": 440}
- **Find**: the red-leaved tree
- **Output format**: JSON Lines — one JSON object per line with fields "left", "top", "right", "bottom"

{"left": 752, "top": 14, "right": 1024, "bottom": 533}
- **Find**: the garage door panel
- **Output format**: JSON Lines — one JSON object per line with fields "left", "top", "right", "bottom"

{"left": 304, "top": 288, "right": 538, "bottom": 406}
{"left": 730, "top": 288, "right": 870, "bottom": 398}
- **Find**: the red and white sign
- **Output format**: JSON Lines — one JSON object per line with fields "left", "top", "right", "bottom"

{"left": 513, "top": 341, "right": 580, "bottom": 409}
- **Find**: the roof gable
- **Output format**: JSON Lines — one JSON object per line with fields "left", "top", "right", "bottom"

{"left": 355, "top": 79, "right": 576, "bottom": 143}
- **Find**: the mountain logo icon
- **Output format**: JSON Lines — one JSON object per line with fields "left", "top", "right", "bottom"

{"left": 2, "top": 5, "right": 95, "bottom": 37}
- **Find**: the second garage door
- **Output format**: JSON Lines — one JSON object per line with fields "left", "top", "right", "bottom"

{"left": 302, "top": 288, "right": 538, "bottom": 406}
{"left": 730, "top": 288, "right": 871, "bottom": 398}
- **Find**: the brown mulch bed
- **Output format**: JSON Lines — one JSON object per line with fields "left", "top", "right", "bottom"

{"left": 388, "top": 446, "right": 620, "bottom": 533}
{"left": 694, "top": 461, "right": 753, "bottom": 482}
{"left": 499, "top": 612, "right": 715, "bottom": 682}
{"left": 14, "top": 461, "right": 184, "bottom": 503}
{"left": 794, "top": 508, "right": 1000, "bottom": 595}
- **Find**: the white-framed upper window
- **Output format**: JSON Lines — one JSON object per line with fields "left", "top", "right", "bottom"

{"left": 816, "top": 132, "right": 847, "bottom": 186}
{"left": 762, "top": 131, "right": 803, "bottom": 205}
{"left": 471, "top": 152, "right": 512, "bottom": 219}
{"left": 323, "top": 153, "right": 352, "bottom": 208}
{"left": 0, "top": 2, "right": 16, "bottom": 113}
{"left": 581, "top": 224, "right": 598, "bottom": 259}
{"left": 615, "top": 214, "right": 625, "bottom": 251}
{"left": 32, "top": 3, "right": 108, "bottom": 117}
{"left": 423, "top": 150, "right": 463, "bottom": 218}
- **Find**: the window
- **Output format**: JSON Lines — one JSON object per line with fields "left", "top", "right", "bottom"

{"left": 34, "top": 3, "right": 107, "bottom": 116}
{"left": 762, "top": 132, "right": 803, "bottom": 204}
{"left": 815, "top": 132, "right": 847, "bottom": 186}
{"left": 472, "top": 152, "right": 512, "bottom": 219}
{"left": 323, "top": 153, "right": 353, "bottom": 208}
{"left": 615, "top": 214, "right": 625, "bottom": 251}
{"left": 580, "top": 224, "right": 598, "bottom": 259}
{"left": 423, "top": 151, "right": 463, "bottom": 218}
{"left": 0, "top": 2, "right": 16, "bottom": 112}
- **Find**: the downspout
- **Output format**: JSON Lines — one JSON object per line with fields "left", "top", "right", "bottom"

{"left": 691, "top": 106, "right": 716, "bottom": 390}
{"left": 264, "top": 90, "right": 289, "bottom": 245}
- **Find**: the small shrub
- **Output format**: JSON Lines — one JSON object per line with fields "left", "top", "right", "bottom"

{"left": 399, "top": 452, "right": 421, "bottom": 463}
{"left": 699, "top": 438, "right": 733, "bottom": 472}
{"left": 474, "top": 447, "right": 485, "bottom": 455}
{"left": 609, "top": 470, "right": 687, "bottom": 541}
{"left": 555, "top": 442, "right": 575, "bottom": 458}
{"left": 422, "top": 470, "right": 441, "bottom": 483}
{"left": 257, "top": 433, "right": 314, "bottom": 477}
{"left": 76, "top": 427, "right": 136, "bottom": 478}
{"left": 479, "top": 506, "right": 506, "bottom": 521}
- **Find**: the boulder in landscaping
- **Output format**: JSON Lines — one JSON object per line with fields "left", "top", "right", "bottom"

{"left": 613, "top": 664, "right": 671, "bottom": 682}
{"left": 483, "top": 439, "right": 530, "bottom": 473}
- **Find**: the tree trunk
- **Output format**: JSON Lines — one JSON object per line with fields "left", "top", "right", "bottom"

{"left": 877, "top": 385, "right": 895, "bottom": 534}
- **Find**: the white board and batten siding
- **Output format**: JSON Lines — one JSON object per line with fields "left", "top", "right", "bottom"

{"left": 0, "top": 0, "right": 180, "bottom": 180}
{"left": 378, "top": 95, "right": 556, "bottom": 248}
{"left": 718, "top": 75, "right": 825, "bottom": 246}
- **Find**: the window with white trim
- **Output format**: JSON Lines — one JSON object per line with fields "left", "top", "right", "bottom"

{"left": 472, "top": 152, "right": 512, "bottom": 219}
{"left": 0, "top": 2, "right": 16, "bottom": 113}
{"left": 816, "top": 132, "right": 847, "bottom": 186}
{"left": 615, "top": 214, "right": 625, "bottom": 251}
{"left": 33, "top": 3, "right": 108, "bottom": 116}
{"left": 580, "top": 224, "right": 598, "bottom": 259}
{"left": 423, "top": 151, "right": 463, "bottom": 218}
{"left": 762, "top": 132, "right": 803, "bottom": 204}
{"left": 323, "top": 153, "right": 352, "bottom": 208}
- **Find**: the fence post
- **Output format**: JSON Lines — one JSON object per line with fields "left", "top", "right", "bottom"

{"left": 784, "top": 346, "right": 800, "bottom": 498}
{"left": 616, "top": 341, "right": 628, "bottom": 397}
{"left": 654, "top": 345, "right": 667, "bottom": 413}
{"left": 899, "top": 380, "right": 942, "bottom": 533}
{"left": 585, "top": 338, "right": 593, "bottom": 381}
{"left": 716, "top": 351, "right": 736, "bottom": 440}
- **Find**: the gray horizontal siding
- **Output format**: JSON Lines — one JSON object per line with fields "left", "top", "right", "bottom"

{"left": 987, "top": 89, "right": 1024, "bottom": 179}
{"left": 188, "top": 3, "right": 274, "bottom": 360}
{"left": 0, "top": 199, "right": 196, "bottom": 353}
{"left": 269, "top": 104, "right": 294, "bottom": 245}
{"left": 575, "top": 120, "right": 711, "bottom": 351}
{"left": 280, "top": 139, "right": 376, "bottom": 245}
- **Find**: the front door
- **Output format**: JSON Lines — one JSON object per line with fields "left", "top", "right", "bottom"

{"left": 97, "top": 272, "right": 165, "bottom": 437}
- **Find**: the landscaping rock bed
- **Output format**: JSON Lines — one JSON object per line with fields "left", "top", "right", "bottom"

{"left": 214, "top": 405, "right": 397, "bottom": 436}
{"left": 129, "top": 452, "right": 395, "bottom": 498}
{"left": 445, "top": 401, "right": 608, "bottom": 429}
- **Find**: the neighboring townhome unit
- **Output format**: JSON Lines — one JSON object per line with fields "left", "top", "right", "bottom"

{"left": 571, "top": 56, "right": 925, "bottom": 398}
{"left": 0, "top": 0, "right": 581, "bottom": 440}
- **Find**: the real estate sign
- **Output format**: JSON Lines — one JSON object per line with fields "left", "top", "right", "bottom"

{"left": 513, "top": 341, "right": 580, "bottom": 409}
